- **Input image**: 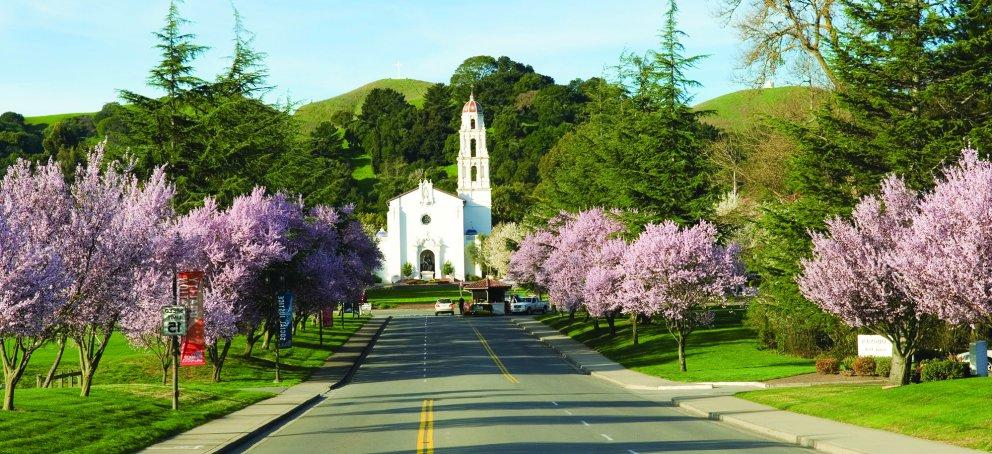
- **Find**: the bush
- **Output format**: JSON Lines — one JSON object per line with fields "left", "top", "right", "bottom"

{"left": 841, "top": 356, "right": 856, "bottom": 371}
{"left": 852, "top": 356, "right": 876, "bottom": 376}
{"left": 815, "top": 356, "right": 840, "bottom": 375}
{"left": 919, "top": 359, "right": 970, "bottom": 382}
{"left": 875, "top": 357, "right": 892, "bottom": 378}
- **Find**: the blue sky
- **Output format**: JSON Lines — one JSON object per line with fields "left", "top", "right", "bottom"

{"left": 0, "top": 1, "right": 756, "bottom": 116}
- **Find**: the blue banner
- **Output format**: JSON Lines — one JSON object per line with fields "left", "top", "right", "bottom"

{"left": 277, "top": 292, "right": 294, "bottom": 348}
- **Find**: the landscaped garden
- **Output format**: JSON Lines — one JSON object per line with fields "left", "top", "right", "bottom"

{"left": 0, "top": 316, "right": 367, "bottom": 454}
{"left": 538, "top": 309, "right": 814, "bottom": 382}
{"left": 739, "top": 379, "right": 992, "bottom": 451}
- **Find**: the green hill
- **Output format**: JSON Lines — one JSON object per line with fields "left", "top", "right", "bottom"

{"left": 294, "top": 78, "right": 434, "bottom": 133}
{"left": 694, "top": 85, "right": 827, "bottom": 131}
{"left": 24, "top": 112, "right": 95, "bottom": 129}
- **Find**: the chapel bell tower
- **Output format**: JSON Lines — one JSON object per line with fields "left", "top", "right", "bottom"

{"left": 457, "top": 93, "right": 492, "bottom": 236}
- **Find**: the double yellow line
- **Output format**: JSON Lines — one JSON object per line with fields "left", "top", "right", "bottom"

{"left": 472, "top": 327, "right": 519, "bottom": 383}
{"left": 417, "top": 399, "right": 434, "bottom": 454}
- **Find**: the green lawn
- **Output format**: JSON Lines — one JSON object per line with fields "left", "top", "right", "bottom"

{"left": 366, "top": 284, "right": 467, "bottom": 306}
{"left": 693, "top": 85, "right": 826, "bottom": 131}
{"left": 0, "top": 316, "right": 368, "bottom": 453}
{"left": 538, "top": 310, "right": 814, "bottom": 382}
{"left": 739, "top": 379, "right": 992, "bottom": 451}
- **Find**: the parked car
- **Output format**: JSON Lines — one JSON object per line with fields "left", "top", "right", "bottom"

{"left": 434, "top": 298, "right": 454, "bottom": 316}
{"left": 955, "top": 349, "right": 992, "bottom": 374}
{"left": 465, "top": 303, "right": 494, "bottom": 316}
{"left": 510, "top": 296, "right": 549, "bottom": 315}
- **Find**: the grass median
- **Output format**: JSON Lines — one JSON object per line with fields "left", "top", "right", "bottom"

{"left": 0, "top": 315, "right": 368, "bottom": 454}
{"left": 739, "top": 379, "right": 992, "bottom": 451}
{"left": 537, "top": 309, "right": 813, "bottom": 382}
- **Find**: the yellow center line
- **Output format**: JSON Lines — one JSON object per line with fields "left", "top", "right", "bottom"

{"left": 417, "top": 399, "right": 434, "bottom": 454}
{"left": 472, "top": 326, "right": 520, "bottom": 384}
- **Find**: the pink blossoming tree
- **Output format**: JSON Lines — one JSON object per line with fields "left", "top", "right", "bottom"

{"left": 583, "top": 238, "right": 628, "bottom": 336}
{"left": 544, "top": 209, "right": 624, "bottom": 320}
{"left": 0, "top": 160, "right": 71, "bottom": 410}
{"left": 798, "top": 176, "right": 923, "bottom": 384}
{"left": 621, "top": 221, "right": 745, "bottom": 371}
{"left": 893, "top": 149, "right": 992, "bottom": 325}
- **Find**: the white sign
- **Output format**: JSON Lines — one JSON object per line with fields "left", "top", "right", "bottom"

{"left": 360, "top": 303, "right": 372, "bottom": 314}
{"left": 857, "top": 335, "right": 893, "bottom": 357}
{"left": 161, "top": 306, "right": 188, "bottom": 337}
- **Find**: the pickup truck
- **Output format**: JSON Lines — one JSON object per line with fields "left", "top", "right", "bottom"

{"left": 509, "top": 296, "right": 550, "bottom": 315}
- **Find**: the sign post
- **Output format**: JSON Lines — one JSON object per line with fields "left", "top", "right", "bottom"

{"left": 274, "top": 292, "right": 294, "bottom": 383}
{"left": 162, "top": 296, "right": 189, "bottom": 410}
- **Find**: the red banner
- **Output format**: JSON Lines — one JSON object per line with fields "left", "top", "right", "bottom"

{"left": 321, "top": 308, "right": 334, "bottom": 326}
{"left": 178, "top": 271, "right": 206, "bottom": 366}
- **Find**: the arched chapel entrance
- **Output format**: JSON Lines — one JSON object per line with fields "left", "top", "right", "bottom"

{"left": 420, "top": 250, "right": 435, "bottom": 273}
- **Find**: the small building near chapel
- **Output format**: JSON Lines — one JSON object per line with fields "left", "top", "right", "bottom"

{"left": 375, "top": 94, "right": 493, "bottom": 282}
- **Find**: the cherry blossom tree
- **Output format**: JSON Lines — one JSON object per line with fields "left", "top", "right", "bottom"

{"left": 892, "top": 149, "right": 992, "bottom": 326}
{"left": 544, "top": 209, "right": 624, "bottom": 320}
{"left": 621, "top": 221, "right": 745, "bottom": 371}
{"left": 480, "top": 222, "right": 527, "bottom": 277}
{"left": 583, "top": 238, "right": 628, "bottom": 336}
{"left": 798, "top": 176, "right": 923, "bottom": 384}
{"left": 60, "top": 146, "right": 175, "bottom": 397}
{"left": 508, "top": 229, "right": 556, "bottom": 298}
{"left": 0, "top": 160, "right": 70, "bottom": 410}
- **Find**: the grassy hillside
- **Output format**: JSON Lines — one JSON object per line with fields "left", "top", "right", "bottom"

{"left": 294, "top": 78, "right": 434, "bottom": 133}
{"left": 24, "top": 112, "right": 94, "bottom": 128}
{"left": 694, "top": 85, "right": 827, "bottom": 131}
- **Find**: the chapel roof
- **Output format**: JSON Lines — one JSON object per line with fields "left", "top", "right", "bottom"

{"left": 386, "top": 184, "right": 463, "bottom": 203}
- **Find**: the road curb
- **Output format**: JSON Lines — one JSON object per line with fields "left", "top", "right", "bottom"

{"left": 214, "top": 316, "right": 392, "bottom": 454}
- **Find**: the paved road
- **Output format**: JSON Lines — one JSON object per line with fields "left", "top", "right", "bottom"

{"left": 244, "top": 315, "right": 807, "bottom": 453}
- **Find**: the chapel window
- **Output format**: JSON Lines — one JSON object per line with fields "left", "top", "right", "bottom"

{"left": 470, "top": 139, "right": 477, "bottom": 157}
{"left": 471, "top": 166, "right": 478, "bottom": 182}
{"left": 470, "top": 118, "right": 476, "bottom": 129}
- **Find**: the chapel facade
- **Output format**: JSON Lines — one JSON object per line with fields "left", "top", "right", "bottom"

{"left": 375, "top": 94, "right": 493, "bottom": 282}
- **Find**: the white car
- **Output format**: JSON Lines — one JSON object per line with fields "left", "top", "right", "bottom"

{"left": 434, "top": 299, "right": 454, "bottom": 316}
{"left": 510, "top": 296, "right": 549, "bottom": 315}
{"left": 955, "top": 349, "right": 992, "bottom": 374}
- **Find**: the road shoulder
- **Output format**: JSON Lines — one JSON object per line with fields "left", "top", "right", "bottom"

{"left": 511, "top": 317, "right": 980, "bottom": 454}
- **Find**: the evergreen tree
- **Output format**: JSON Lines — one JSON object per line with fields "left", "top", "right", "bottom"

{"left": 535, "top": 0, "right": 716, "bottom": 224}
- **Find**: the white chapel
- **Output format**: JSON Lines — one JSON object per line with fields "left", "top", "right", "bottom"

{"left": 376, "top": 94, "right": 493, "bottom": 282}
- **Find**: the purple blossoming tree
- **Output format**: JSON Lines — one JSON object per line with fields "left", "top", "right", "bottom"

{"left": 0, "top": 160, "right": 71, "bottom": 410}
{"left": 798, "top": 176, "right": 923, "bottom": 384}
{"left": 583, "top": 238, "right": 628, "bottom": 336}
{"left": 621, "top": 221, "right": 745, "bottom": 371}
{"left": 543, "top": 209, "right": 624, "bottom": 320}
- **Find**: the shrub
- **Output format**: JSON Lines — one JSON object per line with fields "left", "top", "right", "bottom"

{"left": 840, "top": 356, "right": 856, "bottom": 371}
{"left": 401, "top": 262, "right": 414, "bottom": 278}
{"left": 815, "top": 356, "right": 840, "bottom": 375}
{"left": 852, "top": 356, "right": 876, "bottom": 376}
{"left": 919, "top": 359, "right": 970, "bottom": 382}
{"left": 875, "top": 357, "right": 892, "bottom": 378}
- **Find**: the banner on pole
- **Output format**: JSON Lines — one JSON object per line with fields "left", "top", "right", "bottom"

{"left": 278, "top": 292, "right": 294, "bottom": 348}
{"left": 179, "top": 271, "right": 206, "bottom": 366}
{"left": 321, "top": 307, "right": 334, "bottom": 326}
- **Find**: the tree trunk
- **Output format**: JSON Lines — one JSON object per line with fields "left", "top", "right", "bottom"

{"left": 677, "top": 335, "right": 687, "bottom": 372}
{"left": 3, "top": 374, "right": 17, "bottom": 411}
{"left": 593, "top": 318, "right": 600, "bottom": 331}
{"left": 162, "top": 362, "right": 170, "bottom": 385}
{"left": 607, "top": 315, "right": 616, "bottom": 337}
{"left": 584, "top": 312, "right": 590, "bottom": 322}
{"left": 77, "top": 326, "right": 115, "bottom": 397}
{"left": 890, "top": 350, "right": 914, "bottom": 385}
{"left": 318, "top": 314, "right": 324, "bottom": 346}
{"left": 42, "top": 334, "right": 68, "bottom": 388}
{"left": 568, "top": 308, "right": 576, "bottom": 323}
{"left": 262, "top": 329, "right": 272, "bottom": 350}
{"left": 631, "top": 314, "right": 639, "bottom": 346}
{"left": 209, "top": 340, "right": 232, "bottom": 382}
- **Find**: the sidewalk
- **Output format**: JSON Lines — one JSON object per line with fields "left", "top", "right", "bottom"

{"left": 143, "top": 316, "right": 391, "bottom": 454}
{"left": 511, "top": 317, "right": 980, "bottom": 454}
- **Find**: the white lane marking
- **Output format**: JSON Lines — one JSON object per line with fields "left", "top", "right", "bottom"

{"left": 551, "top": 401, "right": 558, "bottom": 406}
{"left": 581, "top": 420, "right": 590, "bottom": 427}
{"left": 628, "top": 450, "right": 639, "bottom": 454}
{"left": 600, "top": 434, "right": 613, "bottom": 441}
{"left": 563, "top": 409, "right": 573, "bottom": 415}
